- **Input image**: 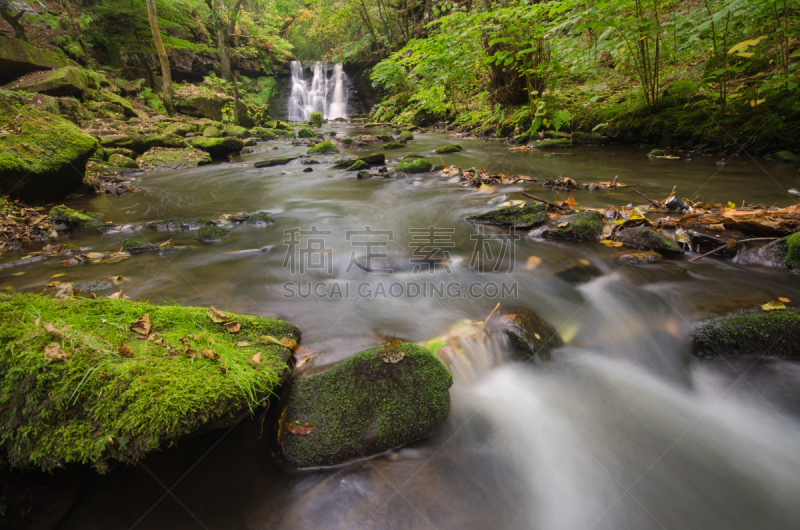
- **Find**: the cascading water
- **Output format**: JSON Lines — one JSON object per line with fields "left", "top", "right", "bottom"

{"left": 287, "top": 60, "right": 348, "bottom": 121}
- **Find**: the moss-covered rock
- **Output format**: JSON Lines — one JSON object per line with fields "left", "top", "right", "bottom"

{"left": 648, "top": 149, "right": 666, "bottom": 157}
{"left": 617, "top": 226, "right": 684, "bottom": 256}
{"left": 96, "top": 91, "right": 140, "bottom": 119}
{"left": 775, "top": 151, "right": 799, "bottom": 162}
{"left": 186, "top": 137, "right": 243, "bottom": 160}
{"left": 0, "top": 37, "right": 69, "bottom": 84}
{"left": 49, "top": 205, "right": 107, "bottom": 232}
{"left": 108, "top": 153, "right": 138, "bottom": 169}
{"left": 692, "top": 309, "right": 800, "bottom": 358}
{"left": 297, "top": 128, "right": 315, "bottom": 138}
{"left": 307, "top": 141, "right": 339, "bottom": 154}
{"left": 100, "top": 134, "right": 187, "bottom": 155}
{"left": 356, "top": 170, "right": 373, "bottom": 179}
{"left": 225, "top": 125, "right": 250, "bottom": 139}
{"left": 334, "top": 153, "right": 385, "bottom": 169}
{"left": 278, "top": 343, "right": 452, "bottom": 469}
{"left": 203, "top": 126, "right": 221, "bottom": 137}
{"left": 0, "top": 292, "right": 299, "bottom": 471}
{"left": 467, "top": 203, "right": 548, "bottom": 229}
{"left": 487, "top": 307, "right": 563, "bottom": 362}
{"left": 395, "top": 158, "right": 433, "bottom": 173}
{"left": 348, "top": 160, "right": 369, "bottom": 171}
{"left": 380, "top": 141, "right": 405, "bottom": 150}
{"left": 543, "top": 210, "right": 605, "bottom": 241}
{"left": 756, "top": 232, "right": 800, "bottom": 269}
{"left": 397, "top": 131, "right": 414, "bottom": 141}
{"left": 434, "top": 144, "right": 463, "bottom": 154}
{"left": 173, "top": 85, "right": 235, "bottom": 121}
{"left": 308, "top": 111, "right": 323, "bottom": 127}
{"left": 254, "top": 156, "right": 298, "bottom": 168}
{"left": 121, "top": 238, "right": 157, "bottom": 253}
{"left": 145, "top": 217, "right": 211, "bottom": 231}
{"left": 195, "top": 225, "right": 230, "bottom": 243}
{"left": 164, "top": 122, "right": 195, "bottom": 137}
{"left": 533, "top": 138, "right": 573, "bottom": 149}
{"left": 246, "top": 213, "right": 276, "bottom": 226}
{"left": 104, "top": 148, "right": 136, "bottom": 160}
{"left": 0, "top": 96, "right": 98, "bottom": 202}
{"left": 3, "top": 66, "right": 88, "bottom": 97}
{"left": 137, "top": 147, "right": 212, "bottom": 170}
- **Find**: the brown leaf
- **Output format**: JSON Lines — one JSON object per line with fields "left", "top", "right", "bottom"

{"left": 106, "top": 290, "right": 130, "bottom": 300}
{"left": 779, "top": 297, "right": 791, "bottom": 303}
{"left": 44, "top": 322, "right": 65, "bottom": 338}
{"left": 34, "top": 316, "right": 41, "bottom": 328}
{"left": 249, "top": 352, "right": 261, "bottom": 368}
{"left": 44, "top": 342, "right": 68, "bottom": 362}
{"left": 130, "top": 314, "right": 152, "bottom": 336}
{"left": 280, "top": 337, "right": 298, "bottom": 350}
{"left": 225, "top": 321, "right": 241, "bottom": 333}
{"left": 564, "top": 195, "right": 577, "bottom": 209}
{"left": 201, "top": 349, "right": 220, "bottom": 360}
{"left": 118, "top": 343, "right": 135, "bottom": 358}
{"left": 207, "top": 306, "right": 229, "bottom": 323}
{"left": 286, "top": 423, "right": 315, "bottom": 436}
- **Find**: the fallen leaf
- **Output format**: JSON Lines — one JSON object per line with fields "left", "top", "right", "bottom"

{"left": 12, "top": 272, "right": 25, "bottom": 276}
{"left": 280, "top": 337, "right": 298, "bottom": 350}
{"left": 533, "top": 332, "right": 541, "bottom": 340}
{"left": 761, "top": 301, "right": 786, "bottom": 312}
{"left": 600, "top": 240, "right": 623, "bottom": 247}
{"left": 201, "top": 349, "right": 220, "bottom": 360}
{"left": 779, "top": 297, "right": 791, "bottom": 303}
{"left": 225, "top": 321, "right": 241, "bottom": 333}
{"left": 34, "top": 316, "right": 41, "bottom": 328}
{"left": 207, "top": 306, "right": 229, "bottom": 323}
{"left": 51, "top": 273, "right": 66, "bottom": 278}
{"left": 236, "top": 341, "right": 250, "bottom": 347}
{"left": 564, "top": 196, "right": 577, "bottom": 209}
{"left": 118, "top": 343, "right": 135, "bottom": 358}
{"left": 249, "top": 352, "right": 261, "bottom": 368}
{"left": 44, "top": 322, "right": 65, "bottom": 338}
{"left": 44, "top": 342, "right": 68, "bottom": 362}
{"left": 525, "top": 256, "right": 542, "bottom": 270}
{"left": 286, "top": 423, "right": 315, "bottom": 436}
{"left": 130, "top": 314, "right": 152, "bottom": 336}
{"left": 106, "top": 290, "right": 130, "bottom": 300}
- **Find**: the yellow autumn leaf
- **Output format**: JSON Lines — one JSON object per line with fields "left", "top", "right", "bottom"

{"left": 761, "top": 301, "right": 785, "bottom": 312}
{"left": 600, "top": 240, "right": 623, "bottom": 247}
{"left": 526, "top": 256, "right": 542, "bottom": 270}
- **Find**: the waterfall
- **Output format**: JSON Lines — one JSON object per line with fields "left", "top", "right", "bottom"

{"left": 287, "top": 61, "right": 348, "bottom": 122}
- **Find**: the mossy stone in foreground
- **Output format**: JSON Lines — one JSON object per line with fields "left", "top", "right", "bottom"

{"left": 617, "top": 226, "right": 684, "bottom": 256}
{"left": 543, "top": 210, "right": 605, "bottom": 241}
{"left": 0, "top": 293, "right": 299, "bottom": 471}
{"left": 435, "top": 144, "right": 463, "bottom": 154}
{"left": 279, "top": 343, "right": 452, "bottom": 469}
{"left": 467, "top": 203, "right": 548, "bottom": 229}
{"left": 195, "top": 225, "right": 230, "bottom": 243}
{"left": 307, "top": 141, "right": 339, "bottom": 154}
{"left": 395, "top": 158, "right": 433, "bottom": 173}
{"left": 297, "top": 128, "right": 315, "bottom": 138}
{"left": 692, "top": 309, "right": 800, "bottom": 358}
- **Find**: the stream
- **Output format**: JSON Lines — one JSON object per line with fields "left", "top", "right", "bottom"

{"left": 8, "top": 126, "right": 800, "bottom": 529}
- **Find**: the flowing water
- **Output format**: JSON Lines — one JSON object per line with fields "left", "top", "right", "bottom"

{"left": 287, "top": 61, "right": 348, "bottom": 121}
{"left": 11, "top": 126, "right": 800, "bottom": 529}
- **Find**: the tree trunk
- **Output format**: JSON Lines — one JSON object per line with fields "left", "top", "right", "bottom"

{"left": 145, "top": 0, "right": 173, "bottom": 114}
{"left": 0, "top": 5, "right": 27, "bottom": 42}
{"left": 675, "top": 204, "right": 800, "bottom": 236}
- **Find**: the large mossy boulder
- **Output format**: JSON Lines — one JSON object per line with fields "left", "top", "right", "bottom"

{"left": 0, "top": 293, "right": 299, "bottom": 471}
{"left": 4, "top": 66, "right": 89, "bottom": 97}
{"left": 186, "top": 137, "right": 243, "bottom": 160}
{"left": 277, "top": 343, "right": 452, "bottom": 469}
{"left": 395, "top": 157, "right": 432, "bottom": 173}
{"left": 467, "top": 203, "right": 547, "bottom": 229}
{"left": 173, "top": 85, "right": 235, "bottom": 121}
{"left": 543, "top": 210, "right": 605, "bottom": 241}
{"left": 617, "top": 226, "right": 684, "bottom": 256}
{"left": 0, "top": 95, "right": 97, "bottom": 202}
{"left": 308, "top": 111, "right": 323, "bottom": 127}
{"left": 307, "top": 141, "right": 339, "bottom": 154}
{"left": 0, "top": 38, "right": 69, "bottom": 84}
{"left": 297, "top": 128, "right": 315, "bottom": 138}
{"left": 692, "top": 309, "right": 800, "bottom": 358}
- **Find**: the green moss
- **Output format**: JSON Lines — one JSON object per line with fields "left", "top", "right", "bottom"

{"left": 203, "top": 126, "right": 221, "bottom": 137}
{"left": 49, "top": 206, "right": 105, "bottom": 232}
{"left": 395, "top": 158, "right": 433, "bottom": 173}
{"left": 775, "top": 151, "right": 799, "bottom": 162}
{"left": 121, "top": 238, "right": 156, "bottom": 253}
{"left": 307, "top": 141, "right": 339, "bottom": 154}
{"left": 380, "top": 141, "right": 405, "bottom": 150}
{"left": 467, "top": 203, "right": 547, "bottom": 229}
{"left": 5, "top": 66, "right": 88, "bottom": 97}
{"left": 397, "top": 131, "right": 414, "bottom": 141}
{"left": 164, "top": 122, "right": 195, "bottom": 137}
{"left": 348, "top": 160, "right": 369, "bottom": 171}
{"left": 544, "top": 210, "right": 605, "bottom": 241}
{"left": 334, "top": 153, "right": 385, "bottom": 169}
{"left": 308, "top": 112, "right": 323, "bottom": 127}
{"left": 0, "top": 292, "right": 298, "bottom": 471}
{"left": 785, "top": 232, "right": 800, "bottom": 269}
{"left": 225, "top": 125, "right": 250, "bottom": 139}
{"left": 108, "top": 154, "right": 138, "bottom": 169}
{"left": 246, "top": 213, "right": 276, "bottom": 226}
{"left": 280, "top": 343, "right": 452, "bottom": 469}
{"left": 534, "top": 138, "right": 573, "bottom": 149}
{"left": 297, "top": 128, "right": 314, "bottom": 138}
{"left": 195, "top": 225, "right": 230, "bottom": 243}
{"left": 137, "top": 147, "right": 212, "bottom": 170}
{"left": 186, "top": 137, "right": 244, "bottom": 160}
{"left": 341, "top": 137, "right": 354, "bottom": 145}
{"left": 617, "top": 226, "right": 684, "bottom": 256}
{"left": 692, "top": 309, "right": 800, "bottom": 358}
{"left": 145, "top": 217, "right": 211, "bottom": 231}
{"left": 435, "top": 143, "right": 463, "bottom": 154}
{"left": 648, "top": 149, "right": 665, "bottom": 157}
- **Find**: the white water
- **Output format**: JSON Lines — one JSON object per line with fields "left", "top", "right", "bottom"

{"left": 287, "top": 60, "right": 348, "bottom": 122}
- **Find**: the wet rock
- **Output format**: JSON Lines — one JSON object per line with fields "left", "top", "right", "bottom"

{"left": 356, "top": 170, "right": 373, "bottom": 179}
{"left": 121, "top": 239, "right": 157, "bottom": 253}
{"left": 254, "top": 156, "right": 298, "bottom": 168}
{"left": 648, "top": 149, "right": 665, "bottom": 157}
{"left": 692, "top": 309, "right": 800, "bottom": 359}
{"left": 749, "top": 233, "right": 800, "bottom": 268}
{"left": 553, "top": 259, "right": 603, "bottom": 283}
{"left": 0, "top": 95, "right": 98, "bottom": 202}
{"left": 543, "top": 211, "right": 605, "bottom": 241}
{"left": 467, "top": 203, "right": 548, "bottom": 229}
{"left": 397, "top": 131, "right": 414, "bottom": 141}
{"left": 348, "top": 160, "right": 369, "bottom": 171}
{"left": 108, "top": 154, "right": 138, "bottom": 169}
{"left": 145, "top": 217, "right": 211, "bottom": 231}
{"left": 533, "top": 139, "right": 572, "bottom": 148}
{"left": 301, "top": 158, "right": 319, "bottom": 165}
{"left": 617, "top": 226, "right": 684, "bottom": 256}
{"left": 72, "top": 279, "right": 116, "bottom": 292}
{"left": 0, "top": 37, "right": 69, "bottom": 84}
{"left": 137, "top": 147, "right": 212, "bottom": 169}
{"left": 186, "top": 137, "right": 243, "bottom": 160}
{"left": 277, "top": 343, "right": 452, "bottom": 469}
{"left": 434, "top": 144, "right": 463, "bottom": 154}
{"left": 380, "top": 141, "right": 405, "bottom": 150}
{"left": 49, "top": 206, "right": 107, "bottom": 232}
{"left": 618, "top": 250, "right": 663, "bottom": 264}
{"left": 775, "top": 151, "right": 799, "bottom": 162}
{"left": 395, "top": 158, "right": 432, "bottom": 173}
{"left": 195, "top": 225, "right": 230, "bottom": 243}
{"left": 486, "top": 307, "right": 563, "bottom": 362}
{"left": 246, "top": 213, "right": 276, "bottom": 226}
{"left": 334, "top": 153, "right": 385, "bottom": 169}
{"left": 307, "top": 141, "right": 339, "bottom": 154}
{"left": 303, "top": 167, "right": 313, "bottom": 172}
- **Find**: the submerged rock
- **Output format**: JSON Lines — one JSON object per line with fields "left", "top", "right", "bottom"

{"left": 543, "top": 211, "right": 605, "bottom": 241}
{"left": 467, "top": 203, "right": 547, "bottom": 229}
{"left": 618, "top": 250, "right": 663, "bottom": 264}
{"left": 395, "top": 158, "right": 432, "bottom": 173}
{"left": 195, "top": 225, "right": 230, "bottom": 243}
{"left": 486, "top": 307, "right": 563, "bottom": 362}
{"left": 254, "top": 156, "right": 298, "bottom": 168}
{"left": 435, "top": 144, "right": 463, "bottom": 154}
{"left": 277, "top": 343, "right": 452, "bottom": 469}
{"left": 333, "top": 153, "right": 385, "bottom": 169}
{"left": 246, "top": 213, "right": 276, "bottom": 226}
{"left": 0, "top": 292, "right": 299, "bottom": 471}
{"left": 356, "top": 170, "right": 373, "bottom": 179}
{"left": 692, "top": 309, "right": 800, "bottom": 358}
{"left": 145, "top": 217, "right": 211, "bottom": 231}
{"left": 617, "top": 226, "right": 684, "bottom": 256}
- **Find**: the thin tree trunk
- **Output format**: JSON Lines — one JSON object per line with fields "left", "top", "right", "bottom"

{"left": 0, "top": 5, "right": 27, "bottom": 42}
{"left": 145, "top": 0, "right": 173, "bottom": 114}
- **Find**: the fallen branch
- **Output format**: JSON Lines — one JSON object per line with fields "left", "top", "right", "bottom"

{"left": 688, "top": 237, "right": 778, "bottom": 262}
{"left": 677, "top": 203, "right": 800, "bottom": 236}
{"left": 633, "top": 189, "right": 665, "bottom": 208}
{"left": 522, "top": 192, "right": 571, "bottom": 211}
